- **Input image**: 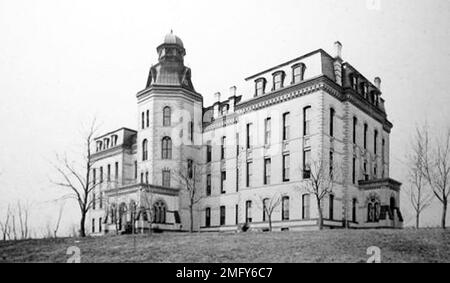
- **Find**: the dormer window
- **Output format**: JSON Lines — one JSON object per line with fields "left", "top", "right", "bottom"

{"left": 96, "top": 141, "right": 103, "bottom": 152}
{"left": 111, "top": 135, "right": 118, "bottom": 147}
{"left": 255, "top": 78, "right": 266, "bottom": 97}
{"left": 103, "top": 138, "right": 110, "bottom": 150}
{"left": 221, "top": 104, "right": 229, "bottom": 116}
{"left": 292, "top": 63, "right": 306, "bottom": 84}
{"left": 273, "top": 71, "right": 284, "bottom": 91}
{"left": 351, "top": 75, "right": 358, "bottom": 90}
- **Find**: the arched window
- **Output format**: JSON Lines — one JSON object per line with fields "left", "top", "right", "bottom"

{"left": 329, "top": 194, "right": 334, "bottom": 220}
{"left": 390, "top": 197, "right": 396, "bottom": 211}
{"left": 103, "top": 138, "right": 110, "bottom": 150}
{"left": 163, "top": 106, "right": 171, "bottom": 126}
{"left": 272, "top": 71, "right": 285, "bottom": 90}
{"left": 111, "top": 135, "right": 118, "bottom": 147}
{"left": 302, "top": 194, "right": 310, "bottom": 219}
{"left": 330, "top": 108, "right": 335, "bottom": 137}
{"left": 245, "top": 200, "right": 252, "bottom": 223}
{"left": 161, "top": 137, "right": 172, "bottom": 159}
{"left": 153, "top": 200, "right": 166, "bottom": 224}
{"left": 282, "top": 196, "right": 290, "bottom": 221}
{"left": 142, "top": 139, "right": 148, "bottom": 161}
{"left": 367, "top": 197, "right": 380, "bottom": 222}
{"left": 292, "top": 63, "right": 306, "bottom": 84}
{"left": 255, "top": 78, "right": 266, "bottom": 96}
{"left": 205, "top": 207, "right": 211, "bottom": 227}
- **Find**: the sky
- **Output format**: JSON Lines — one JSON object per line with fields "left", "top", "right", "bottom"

{"left": 0, "top": 0, "right": 450, "bottom": 236}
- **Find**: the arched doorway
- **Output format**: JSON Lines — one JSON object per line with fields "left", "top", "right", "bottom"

{"left": 153, "top": 200, "right": 167, "bottom": 224}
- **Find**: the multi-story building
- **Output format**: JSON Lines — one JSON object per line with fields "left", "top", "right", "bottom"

{"left": 88, "top": 32, "right": 403, "bottom": 235}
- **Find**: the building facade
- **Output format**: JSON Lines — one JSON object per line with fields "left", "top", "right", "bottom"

{"left": 88, "top": 32, "right": 403, "bottom": 235}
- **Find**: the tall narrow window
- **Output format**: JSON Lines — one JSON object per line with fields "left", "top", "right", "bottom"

{"left": 374, "top": 130, "right": 378, "bottom": 154}
{"left": 92, "top": 219, "right": 95, "bottom": 233}
{"left": 115, "top": 162, "right": 119, "bottom": 181}
{"left": 162, "top": 169, "right": 171, "bottom": 187}
{"left": 351, "top": 75, "right": 358, "bottom": 90}
{"left": 142, "top": 139, "right": 148, "bottom": 161}
{"left": 302, "top": 194, "right": 310, "bottom": 219}
{"left": 99, "top": 218, "right": 102, "bottom": 233}
{"left": 246, "top": 123, "right": 252, "bottom": 149}
{"left": 236, "top": 133, "right": 240, "bottom": 156}
{"left": 374, "top": 164, "right": 377, "bottom": 178}
{"left": 364, "top": 161, "right": 368, "bottom": 181}
{"left": 92, "top": 168, "right": 96, "bottom": 185}
{"left": 161, "top": 137, "right": 172, "bottom": 159}
{"left": 145, "top": 171, "right": 149, "bottom": 184}
{"left": 263, "top": 198, "right": 269, "bottom": 222}
{"left": 329, "top": 194, "right": 334, "bottom": 220}
{"left": 141, "top": 112, "right": 145, "bottom": 129}
{"left": 329, "top": 151, "right": 334, "bottom": 177}
{"left": 364, "top": 124, "right": 368, "bottom": 149}
{"left": 273, "top": 72, "right": 284, "bottom": 90}
{"left": 206, "top": 174, "right": 211, "bottom": 196}
{"left": 264, "top": 118, "right": 271, "bottom": 145}
{"left": 283, "top": 154, "right": 290, "bottom": 182}
{"left": 352, "top": 198, "right": 357, "bottom": 222}
{"left": 206, "top": 141, "right": 212, "bottom": 162}
{"left": 352, "top": 157, "right": 356, "bottom": 184}
{"left": 282, "top": 196, "right": 290, "bottom": 221}
{"left": 303, "top": 149, "right": 311, "bottom": 179}
{"left": 146, "top": 110, "right": 150, "bottom": 128}
{"left": 205, "top": 208, "right": 211, "bottom": 227}
{"left": 189, "top": 121, "right": 194, "bottom": 143}
{"left": 163, "top": 106, "right": 171, "bottom": 126}
{"left": 264, "top": 158, "right": 271, "bottom": 185}
{"left": 283, "top": 112, "right": 290, "bottom": 141}
{"left": 236, "top": 167, "right": 239, "bottom": 192}
{"left": 235, "top": 204, "right": 239, "bottom": 224}
{"left": 330, "top": 108, "right": 335, "bottom": 137}
{"left": 93, "top": 192, "right": 96, "bottom": 210}
{"left": 221, "top": 136, "right": 226, "bottom": 160}
{"left": 100, "top": 167, "right": 103, "bottom": 183}
{"left": 220, "top": 206, "right": 226, "bottom": 226}
{"left": 134, "top": 161, "right": 137, "bottom": 180}
{"left": 245, "top": 201, "right": 252, "bottom": 223}
{"left": 99, "top": 192, "right": 103, "bottom": 209}
{"left": 140, "top": 172, "right": 144, "bottom": 184}
{"left": 255, "top": 78, "right": 265, "bottom": 96}
{"left": 246, "top": 161, "right": 252, "bottom": 187}
{"left": 382, "top": 139, "right": 386, "bottom": 161}
{"left": 187, "top": 159, "right": 193, "bottom": 179}
{"left": 292, "top": 63, "right": 305, "bottom": 84}
{"left": 221, "top": 171, "right": 226, "bottom": 194}
{"left": 107, "top": 164, "right": 111, "bottom": 182}
{"left": 353, "top": 117, "right": 358, "bottom": 144}
{"left": 303, "top": 106, "right": 311, "bottom": 136}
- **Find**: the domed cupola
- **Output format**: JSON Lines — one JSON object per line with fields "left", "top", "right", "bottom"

{"left": 157, "top": 30, "right": 186, "bottom": 63}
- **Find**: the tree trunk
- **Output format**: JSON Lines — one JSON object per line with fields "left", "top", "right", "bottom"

{"left": 189, "top": 204, "right": 194, "bottom": 233}
{"left": 316, "top": 197, "right": 323, "bottom": 230}
{"left": 441, "top": 201, "right": 447, "bottom": 229}
{"left": 79, "top": 213, "right": 86, "bottom": 237}
{"left": 268, "top": 215, "right": 272, "bottom": 232}
{"left": 415, "top": 212, "right": 420, "bottom": 229}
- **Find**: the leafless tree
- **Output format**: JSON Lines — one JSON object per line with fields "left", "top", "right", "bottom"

{"left": 140, "top": 186, "right": 155, "bottom": 235}
{"left": 416, "top": 126, "right": 450, "bottom": 229}
{"left": 256, "top": 194, "right": 281, "bottom": 232}
{"left": 407, "top": 132, "right": 434, "bottom": 228}
{"left": 51, "top": 119, "right": 99, "bottom": 237}
{"left": 53, "top": 201, "right": 65, "bottom": 238}
{"left": 296, "top": 156, "right": 341, "bottom": 230}
{"left": 173, "top": 158, "right": 205, "bottom": 233}
{"left": 16, "top": 201, "right": 30, "bottom": 240}
{"left": 0, "top": 205, "right": 12, "bottom": 241}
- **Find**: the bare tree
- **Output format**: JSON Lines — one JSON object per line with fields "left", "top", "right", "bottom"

{"left": 53, "top": 201, "right": 65, "bottom": 238}
{"left": 52, "top": 119, "right": 99, "bottom": 237}
{"left": 417, "top": 126, "right": 450, "bottom": 229}
{"left": 140, "top": 186, "right": 155, "bottom": 235}
{"left": 173, "top": 159, "right": 205, "bottom": 233}
{"left": 17, "top": 201, "right": 30, "bottom": 240}
{"left": 0, "top": 205, "right": 12, "bottom": 241}
{"left": 408, "top": 133, "right": 434, "bottom": 228}
{"left": 256, "top": 194, "right": 281, "bottom": 232}
{"left": 297, "top": 156, "right": 341, "bottom": 230}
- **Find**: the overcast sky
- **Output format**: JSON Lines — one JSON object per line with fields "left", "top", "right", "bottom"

{"left": 1, "top": 0, "right": 449, "bottom": 236}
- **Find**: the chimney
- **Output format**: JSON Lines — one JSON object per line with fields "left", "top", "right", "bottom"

{"left": 214, "top": 92, "right": 221, "bottom": 102}
{"left": 213, "top": 92, "right": 221, "bottom": 119}
{"left": 374, "top": 77, "right": 381, "bottom": 90}
{"left": 229, "top": 86, "right": 237, "bottom": 113}
{"left": 334, "top": 41, "right": 343, "bottom": 59}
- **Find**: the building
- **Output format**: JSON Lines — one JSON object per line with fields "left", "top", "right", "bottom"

{"left": 88, "top": 32, "right": 403, "bottom": 235}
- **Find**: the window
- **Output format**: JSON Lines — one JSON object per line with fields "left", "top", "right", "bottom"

{"left": 282, "top": 112, "right": 290, "bottom": 141}
{"left": 236, "top": 133, "right": 240, "bottom": 156}
{"left": 374, "top": 164, "right": 377, "bottom": 178}
{"left": 206, "top": 174, "right": 211, "bottom": 196}
{"left": 141, "top": 112, "right": 145, "bottom": 129}
{"left": 367, "top": 198, "right": 380, "bottom": 222}
{"left": 374, "top": 130, "right": 378, "bottom": 154}
{"left": 283, "top": 154, "right": 290, "bottom": 182}
{"left": 99, "top": 192, "right": 103, "bottom": 209}
{"left": 292, "top": 63, "right": 305, "bottom": 84}
{"left": 246, "top": 161, "right": 253, "bottom": 187}
{"left": 145, "top": 171, "right": 149, "bottom": 184}
{"left": 351, "top": 75, "right": 358, "bottom": 90}
{"left": 161, "top": 137, "right": 172, "bottom": 159}
{"left": 264, "top": 158, "right": 271, "bottom": 185}
{"left": 162, "top": 169, "right": 171, "bottom": 187}
{"left": 92, "top": 168, "right": 96, "bottom": 185}
{"left": 363, "top": 161, "right": 368, "bottom": 181}
{"left": 273, "top": 71, "right": 284, "bottom": 90}
{"left": 104, "top": 138, "right": 110, "bottom": 149}
{"left": 140, "top": 172, "right": 144, "bottom": 183}
{"left": 221, "top": 136, "right": 226, "bottom": 160}
{"left": 352, "top": 157, "right": 356, "bottom": 184}
{"left": 206, "top": 141, "right": 212, "bottom": 162}
{"left": 282, "top": 196, "right": 290, "bottom": 221}
{"left": 390, "top": 197, "right": 396, "bottom": 211}
{"left": 115, "top": 162, "right": 119, "bottom": 181}
{"left": 245, "top": 201, "right": 252, "bottom": 223}
{"left": 92, "top": 219, "right": 95, "bottom": 233}
{"left": 303, "top": 149, "right": 311, "bottom": 179}
{"left": 142, "top": 139, "right": 148, "bottom": 161}
{"left": 329, "top": 194, "right": 334, "bottom": 220}
{"left": 153, "top": 201, "right": 166, "bottom": 224}
{"left": 352, "top": 198, "right": 357, "bottom": 222}
{"left": 255, "top": 78, "right": 266, "bottom": 96}
{"left": 235, "top": 204, "right": 239, "bottom": 224}
{"left": 187, "top": 159, "right": 193, "bottom": 179}
{"left": 220, "top": 206, "right": 226, "bottom": 226}
{"left": 99, "top": 218, "right": 102, "bottom": 233}
{"left": 364, "top": 124, "right": 368, "bottom": 149}
{"left": 221, "top": 171, "right": 226, "bottom": 194}
{"left": 382, "top": 139, "right": 386, "bottom": 161}
{"left": 134, "top": 161, "right": 138, "bottom": 179}
{"left": 107, "top": 164, "right": 111, "bottom": 182}
{"left": 146, "top": 110, "right": 150, "bottom": 128}
{"left": 329, "top": 151, "right": 334, "bottom": 177}
{"left": 302, "top": 194, "right": 310, "bottom": 219}
{"left": 330, "top": 108, "right": 335, "bottom": 137}
{"left": 264, "top": 118, "right": 271, "bottom": 145}
{"left": 99, "top": 167, "right": 103, "bottom": 183}
{"left": 221, "top": 105, "right": 229, "bottom": 116}
{"left": 263, "top": 198, "right": 269, "bottom": 222}
{"left": 246, "top": 123, "right": 252, "bottom": 149}
{"left": 96, "top": 141, "right": 103, "bottom": 152}
{"left": 93, "top": 192, "right": 96, "bottom": 210}
{"left": 189, "top": 121, "right": 194, "bottom": 142}
{"left": 353, "top": 117, "right": 358, "bottom": 144}
{"left": 205, "top": 208, "right": 211, "bottom": 227}
{"left": 236, "top": 167, "right": 239, "bottom": 192}
{"left": 163, "top": 106, "right": 171, "bottom": 126}
{"left": 303, "top": 106, "right": 311, "bottom": 136}
{"left": 111, "top": 135, "right": 118, "bottom": 146}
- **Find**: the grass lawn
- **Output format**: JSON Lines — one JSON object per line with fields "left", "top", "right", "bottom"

{"left": 0, "top": 229, "right": 449, "bottom": 263}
